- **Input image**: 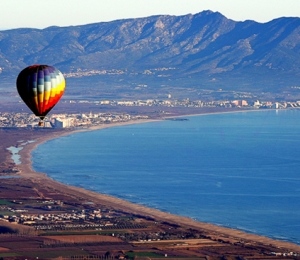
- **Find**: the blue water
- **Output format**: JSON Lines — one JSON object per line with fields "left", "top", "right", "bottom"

{"left": 32, "top": 110, "right": 300, "bottom": 244}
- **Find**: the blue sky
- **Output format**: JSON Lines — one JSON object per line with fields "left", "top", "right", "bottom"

{"left": 1, "top": 0, "right": 299, "bottom": 29}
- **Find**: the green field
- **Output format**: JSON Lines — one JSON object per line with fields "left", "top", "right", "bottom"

{"left": 18, "top": 249, "right": 90, "bottom": 258}
{"left": 126, "top": 251, "right": 165, "bottom": 259}
{"left": 0, "top": 199, "right": 14, "bottom": 206}
{"left": 40, "top": 230, "right": 125, "bottom": 236}
{"left": 0, "top": 252, "right": 20, "bottom": 257}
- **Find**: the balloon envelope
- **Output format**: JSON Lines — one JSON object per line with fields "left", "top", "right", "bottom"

{"left": 16, "top": 65, "right": 65, "bottom": 120}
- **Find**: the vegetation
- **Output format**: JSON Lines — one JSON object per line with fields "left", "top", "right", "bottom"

{"left": 0, "top": 222, "right": 36, "bottom": 235}
{"left": 0, "top": 253, "right": 20, "bottom": 258}
{"left": 0, "top": 199, "right": 13, "bottom": 206}
{"left": 18, "top": 249, "right": 90, "bottom": 259}
{"left": 40, "top": 230, "right": 126, "bottom": 236}
{"left": 126, "top": 251, "right": 165, "bottom": 259}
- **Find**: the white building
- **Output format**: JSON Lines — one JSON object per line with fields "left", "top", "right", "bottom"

{"left": 54, "top": 117, "right": 74, "bottom": 128}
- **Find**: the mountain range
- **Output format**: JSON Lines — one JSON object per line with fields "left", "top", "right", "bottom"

{"left": 0, "top": 10, "right": 300, "bottom": 99}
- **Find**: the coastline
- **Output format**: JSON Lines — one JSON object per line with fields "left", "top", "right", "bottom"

{"left": 12, "top": 114, "right": 300, "bottom": 253}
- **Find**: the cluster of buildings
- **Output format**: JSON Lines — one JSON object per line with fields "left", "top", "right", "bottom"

{"left": 64, "top": 68, "right": 125, "bottom": 78}
{"left": 63, "top": 67, "right": 175, "bottom": 78}
{"left": 71, "top": 98, "right": 300, "bottom": 109}
{"left": 0, "top": 202, "right": 111, "bottom": 227}
{"left": 0, "top": 111, "right": 148, "bottom": 128}
{"left": 1, "top": 98, "right": 300, "bottom": 128}
{"left": 0, "top": 201, "right": 146, "bottom": 234}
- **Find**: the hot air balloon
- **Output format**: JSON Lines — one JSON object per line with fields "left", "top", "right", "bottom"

{"left": 16, "top": 65, "right": 66, "bottom": 126}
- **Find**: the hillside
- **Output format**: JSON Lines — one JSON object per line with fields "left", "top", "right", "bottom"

{"left": 0, "top": 10, "right": 299, "bottom": 99}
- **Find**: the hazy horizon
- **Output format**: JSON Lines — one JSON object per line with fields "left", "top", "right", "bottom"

{"left": 1, "top": 0, "right": 299, "bottom": 30}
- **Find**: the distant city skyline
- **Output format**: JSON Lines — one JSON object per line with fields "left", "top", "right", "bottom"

{"left": 0, "top": 0, "right": 299, "bottom": 30}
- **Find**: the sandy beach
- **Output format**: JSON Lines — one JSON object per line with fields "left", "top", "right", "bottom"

{"left": 5, "top": 117, "right": 300, "bottom": 253}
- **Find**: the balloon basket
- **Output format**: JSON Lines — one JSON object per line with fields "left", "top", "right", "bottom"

{"left": 38, "top": 121, "right": 44, "bottom": 127}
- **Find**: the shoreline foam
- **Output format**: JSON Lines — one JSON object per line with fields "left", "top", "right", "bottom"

{"left": 15, "top": 114, "right": 300, "bottom": 252}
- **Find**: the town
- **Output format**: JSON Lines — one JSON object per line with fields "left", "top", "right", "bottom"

{"left": 1, "top": 97, "right": 299, "bottom": 128}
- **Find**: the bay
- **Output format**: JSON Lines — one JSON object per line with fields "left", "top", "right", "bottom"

{"left": 32, "top": 110, "right": 300, "bottom": 244}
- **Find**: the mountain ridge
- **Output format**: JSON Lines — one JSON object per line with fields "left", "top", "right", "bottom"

{"left": 0, "top": 10, "right": 299, "bottom": 94}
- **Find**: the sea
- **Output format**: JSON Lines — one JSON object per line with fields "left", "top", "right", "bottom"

{"left": 32, "top": 109, "right": 300, "bottom": 244}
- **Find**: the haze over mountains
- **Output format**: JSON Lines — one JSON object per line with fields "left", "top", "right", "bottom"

{"left": 0, "top": 10, "right": 299, "bottom": 99}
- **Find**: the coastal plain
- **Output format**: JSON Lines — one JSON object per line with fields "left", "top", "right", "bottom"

{"left": 1, "top": 108, "right": 300, "bottom": 259}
